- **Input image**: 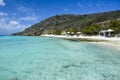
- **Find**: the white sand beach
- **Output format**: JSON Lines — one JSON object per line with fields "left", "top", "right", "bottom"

{"left": 41, "top": 34, "right": 120, "bottom": 50}
{"left": 41, "top": 34, "right": 120, "bottom": 41}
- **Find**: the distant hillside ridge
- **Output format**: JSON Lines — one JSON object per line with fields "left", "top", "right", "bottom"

{"left": 13, "top": 10, "right": 120, "bottom": 36}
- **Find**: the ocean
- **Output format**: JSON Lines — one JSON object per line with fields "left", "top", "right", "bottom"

{"left": 0, "top": 36, "right": 120, "bottom": 80}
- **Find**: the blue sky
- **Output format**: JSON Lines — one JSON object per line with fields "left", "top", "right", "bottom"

{"left": 0, "top": 0, "right": 120, "bottom": 35}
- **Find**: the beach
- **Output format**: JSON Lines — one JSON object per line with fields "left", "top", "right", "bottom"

{"left": 41, "top": 34, "right": 120, "bottom": 51}
{"left": 41, "top": 34, "right": 120, "bottom": 41}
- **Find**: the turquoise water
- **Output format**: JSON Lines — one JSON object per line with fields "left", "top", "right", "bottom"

{"left": 0, "top": 36, "right": 120, "bottom": 80}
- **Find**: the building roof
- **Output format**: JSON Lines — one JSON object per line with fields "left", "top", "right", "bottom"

{"left": 100, "top": 30, "right": 107, "bottom": 33}
{"left": 100, "top": 29, "right": 114, "bottom": 33}
{"left": 107, "top": 29, "right": 114, "bottom": 32}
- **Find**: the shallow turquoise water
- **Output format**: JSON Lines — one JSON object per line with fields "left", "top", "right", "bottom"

{"left": 0, "top": 36, "right": 120, "bottom": 80}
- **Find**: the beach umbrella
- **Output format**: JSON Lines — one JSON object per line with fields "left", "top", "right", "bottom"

{"left": 71, "top": 32, "right": 74, "bottom": 34}
{"left": 61, "top": 32, "right": 66, "bottom": 35}
{"left": 67, "top": 32, "right": 70, "bottom": 34}
{"left": 107, "top": 29, "right": 114, "bottom": 32}
{"left": 77, "top": 32, "right": 81, "bottom": 34}
{"left": 107, "top": 29, "right": 114, "bottom": 37}
{"left": 77, "top": 32, "right": 81, "bottom": 37}
{"left": 67, "top": 32, "right": 70, "bottom": 36}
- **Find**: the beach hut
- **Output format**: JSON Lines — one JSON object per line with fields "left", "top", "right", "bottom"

{"left": 99, "top": 29, "right": 114, "bottom": 37}
{"left": 67, "top": 32, "right": 70, "bottom": 36}
{"left": 107, "top": 29, "right": 114, "bottom": 37}
{"left": 71, "top": 32, "right": 74, "bottom": 36}
{"left": 77, "top": 32, "right": 81, "bottom": 37}
{"left": 99, "top": 30, "right": 107, "bottom": 37}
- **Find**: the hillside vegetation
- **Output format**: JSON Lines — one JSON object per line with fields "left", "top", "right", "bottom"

{"left": 13, "top": 10, "right": 120, "bottom": 36}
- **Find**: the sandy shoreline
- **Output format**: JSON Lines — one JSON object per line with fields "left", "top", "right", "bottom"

{"left": 41, "top": 34, "right": 120, "bottom": 41}
{"left": 41, "top": 34, "right": 120, "bottom": 51}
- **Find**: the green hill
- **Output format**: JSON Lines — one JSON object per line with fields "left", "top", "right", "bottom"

{"left": 13, "top": 10, "right": 120, "bottom": 36}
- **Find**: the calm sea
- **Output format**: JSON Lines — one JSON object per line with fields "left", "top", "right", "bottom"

{"left": 0, "top": 36, "right": 120, "bottom": 80}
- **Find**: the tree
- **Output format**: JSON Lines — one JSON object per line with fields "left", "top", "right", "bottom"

{"left": 82, "top": 24, "right": 101, "bottom": 35}
{"left": 53, "top": 30, "right": 62, "bottom": 35}
{"left": 66, "top": 28, "right": 80, "bottom": 34}
{"left": 109, "top": 20, "right": 120, "bottom": 33}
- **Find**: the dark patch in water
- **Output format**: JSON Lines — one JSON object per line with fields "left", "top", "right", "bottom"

{"left": 63, "top": 64, "right": 80, "bottom": 69}
{"left": 64, "top": 38, "right": 107, "bottom": 42}
{"left": 29, "top": 61, "right": 33, "bottom": 64}
{"left": 10, "top": 77, "right": 19, "bottom": 80}
{"left": 24, "top": 70, "right": 32, "bottom": 74}
{"left": 64, "top": 39, "right": 80, "bottom": 42}
{"left": 11, "top": 71, "right": 17, "bottom": 74}
{"left": 101, "top": 73, "right": 116, "bottom": 79}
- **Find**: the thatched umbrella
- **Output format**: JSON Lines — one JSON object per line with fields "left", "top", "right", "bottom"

{"left": 107, "top": 29, "right": 114, "bottom": 32}
{"left": 77, "top": 32, "right": 81, "bottom": 37}
{"left": 107, "top": 29, "right": 114, "bottom": 37}
{"left": 71, "top": 32, "right": 74, "bottom": 36}
{"left": 67, "top": 32, "right": 70, "bottom": 36}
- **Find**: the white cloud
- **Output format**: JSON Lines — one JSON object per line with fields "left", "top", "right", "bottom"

{"left": 16, "top": 5, "right": 34, "bottom": 16}
{"left": 9, "top": 21, "right": 20, "bottom": 29}
{"left": 20, "top": 16, "right": 38, "bottom": 21}
{"left": 78, "top": 2, "right": 84, "bottom": 8}
{"left": 0, "top": 0, "right": 5, "bottom": 6}
{"left": 11, "top": 13, "right": 17, "bottom": 16}
{"left": 17, "top": 6, "right": 29, "bottom": 12}
{"left": 16, "top": 5, "right": 39, "bottom": 21}
{"left": 9, "top": 21, "right": 19, "bottom": 25}
{"left": 0, "top": 12, "right": 7, "bottom": 16}
{"left": 64, "top": 8, "right": 69, "bottom": 11}
{"left": 0, "top": 18, "right": 27, "bottom": 31}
